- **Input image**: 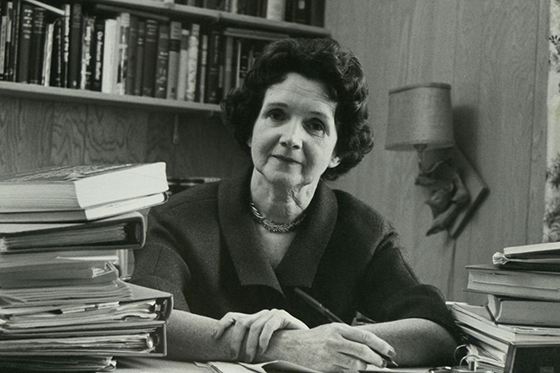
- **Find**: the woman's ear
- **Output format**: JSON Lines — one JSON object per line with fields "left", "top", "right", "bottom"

{"left": 246, "top": 135, "right": 252, "bottom": 148}
{"left": 328, "top": 155, "right": 341, "bottom": 169}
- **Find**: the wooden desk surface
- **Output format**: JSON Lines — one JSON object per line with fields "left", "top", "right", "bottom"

{"left": 116, "top": 357, "right": 209, "bottom": 373}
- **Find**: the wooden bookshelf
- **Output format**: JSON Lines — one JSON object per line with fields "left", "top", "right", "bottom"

{"left": 0, "top": 81, "right": 221, "bottom": 114}
{"left": 0, "top": 0, "right": 329, "bottom": 116}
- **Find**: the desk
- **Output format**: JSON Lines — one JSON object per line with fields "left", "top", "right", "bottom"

{"left": 116, "top": 357, "right": 208, "bottom": 373}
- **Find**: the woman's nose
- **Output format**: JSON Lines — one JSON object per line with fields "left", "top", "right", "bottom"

{"left": 279, "top": 120, "right": 303, "bottom": 149}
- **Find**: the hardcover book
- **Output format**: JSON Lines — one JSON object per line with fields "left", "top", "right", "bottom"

{"left": 466, "top": 263, "right": 560, "bottom": 301}
{"left": 141, "top": 19, "right": 158, "bottom": 97}
{"left": 28, "top": 6, "right": 46, "bottom": 85}
{"left": 67, "top": 2, "right": 82, "bottom": 89}
{"left": 0, "top": 162, "right": 168, "bottom": 211}
{"left": 133, "top": 19, "right": 145, "bottom": 95}
{"left": 487, "top": 294, "right": 560, "bottom": 327}
{"left": 154, "top": 22, "right": 169, "bottom": 99}
{"left": 166, "top": 21, "right": 181, "bottom": 99}
{"left": 15, "top": 2, "right": 33, "bottom": 83}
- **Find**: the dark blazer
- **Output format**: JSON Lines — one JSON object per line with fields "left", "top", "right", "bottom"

{"left": 132, "top": 169, "right": 459, "bottom": 337}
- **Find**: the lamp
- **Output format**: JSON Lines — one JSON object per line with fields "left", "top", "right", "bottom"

{"left": 385, "top": 83, "right": 488, "bottom": 238}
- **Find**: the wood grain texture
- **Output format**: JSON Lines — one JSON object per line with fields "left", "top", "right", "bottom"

{"left": 326, "top": 0, "right": 548, "bottom": 302}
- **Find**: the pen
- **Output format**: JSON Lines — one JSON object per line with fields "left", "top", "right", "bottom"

{"left": 294, "top": 288, "right": 398, "bottom": 367}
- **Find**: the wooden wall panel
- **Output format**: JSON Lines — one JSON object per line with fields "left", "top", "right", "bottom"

{"left": 326, "top": 0, "right": 548, "bottom": 302}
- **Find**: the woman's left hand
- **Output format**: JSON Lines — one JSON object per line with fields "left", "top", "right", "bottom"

{"left": 212, "top": 309, "right": 309, "bottom": 362}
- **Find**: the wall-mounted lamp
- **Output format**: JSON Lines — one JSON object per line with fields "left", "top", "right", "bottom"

{"left": 385, "top": 83, "right": 488, "bottom": 238}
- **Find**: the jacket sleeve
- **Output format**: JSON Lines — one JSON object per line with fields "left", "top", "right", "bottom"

{"left": 130, "top": 208, "right": 192, "bottom": 312}
{"left": 358, "top": 227, "right": 463, "bottom": 343}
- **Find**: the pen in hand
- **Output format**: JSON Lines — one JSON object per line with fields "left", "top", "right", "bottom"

{"left": 294, "top": 288, "right": 398, "bottom": 367}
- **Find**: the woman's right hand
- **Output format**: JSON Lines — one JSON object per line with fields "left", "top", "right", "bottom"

{"left": 212, "top": 309, "right": 308, "bottom": 362}
{"left": 263, "top": 323, "right": 396, "bottom": 372}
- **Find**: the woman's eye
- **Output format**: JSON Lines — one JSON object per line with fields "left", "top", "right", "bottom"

{"left": 306, "top": 121, "right": 325, "bottom": 134}
{"left": 266, "top": 110, "right": 285, "bottom": 121}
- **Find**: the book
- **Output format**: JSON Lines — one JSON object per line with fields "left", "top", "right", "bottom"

{"left": 91, "top": 16, "right": 104, "bottom": 91}
{"left": 0, "top": 210, "right": 147, "bottom": 252}
{"left": 79, "top": 15, "right": 94, "bottom": 90}
{"left": 141, "top": 19, "right": 158, "bottom": 97}
{"left": 285, "top": 0, "right": 310, "bottom": 24}
{"left": 492, "top": 251, "right": 560, "bottom": 272}
{"left": 115, "top": 12, "right": 130, "bottom": 95}
{"left": 49, "top": 16, "right": 63, "bottom": 87}
{"left": 222, "top": 33, "right": 234, "bottom": 97}
{"left": 15, "top": 2, "right": 33, "bottom": 83}
{"left": 67, "top": 2, "right": 81, "bottom": 88}
{"left": 133, "top": 19, "right": 145, "bottom": 95}
{"left": 450, "top": 302, "right": 560, "bottom": 344}
{"left": 0, "top": 248, "right": 119, "bottom": 272}
{"left": 503, "top": 241, "right": 560, "bottom": 257}
{"left": 204, "top": 29, "right": 221, "bottom": 103}
{"left": 176, "top": 28, "right": 189, "bottom": 100}
{"left": 196, "top": 31, "right": 208, "bottom": 102}
{"left": 154, "top": 22, "right": 169, "bottom": 99}
{"left": 61, "top": 3, "right": 70, "bottom": 87}
{"left": 265, "top": 0, "right": 285, "bottom": 21}
{"left": 466, "top": 263, "right": 560, "bottom": 301}
{"left": 0, "top": 162, "right": 168, "bottom": 211}
{"left": 185, "top": 22, "right": 199, "bottom": 101}
{"left": 7, "top": 0, "right": 22, "bottom": 82}
{"left": 166, "top": 21, "right": 181, "bottom": 99}
{"left": 41, "top": 21, "right": 54, "bottom": 85}
{"left": 101, "top": 17, "right": 117, "bottom": 93}
{"left": 125, "top": 14, "right": 138, "bottom": 95}
{"left": 0, "top": 192, "right": 166, "bottom": 222}
{"left": 487, "top": 294, "right": 560, "bottom": 327}
{"left": 28, "top": 6, "right": 46, "bottom": 84}
{"left": 0, "top": 2, "right": 12, "bottom": 80}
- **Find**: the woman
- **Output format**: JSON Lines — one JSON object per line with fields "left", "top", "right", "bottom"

{"left": 131, "top": 38, "right": 460, "bottom": 371}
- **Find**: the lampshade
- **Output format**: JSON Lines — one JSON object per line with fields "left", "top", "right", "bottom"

{"left": 385, "top": 83, "right": 455, "bottom": 151}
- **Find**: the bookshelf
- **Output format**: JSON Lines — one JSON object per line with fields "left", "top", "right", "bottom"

{"left": 1, "top": 0, "right": 330, "bottom": 115}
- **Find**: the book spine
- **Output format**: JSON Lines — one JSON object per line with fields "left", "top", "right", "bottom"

{"left": 309, "top": 0, "right": 324, "bottom": 27}
{"left": 67, "top": 2, "right": 81, "bottom": 88}
{"left": 49, "top": 17, "right": 62, "bottom": 87}
{"left": 80, "top": 15, "right": 94, "bottom": 90}
{"left": 133, "top": 19, "right": 145, "bottom": 96}
{"left": 185, "top": 22, "right": 199, "bottom": 101}
{"left": 266, "top": 0, "right": 286, "bottom": 21}
{"left": 0, "top": 3, "right": 9, "bottom": 80}
{"left": 16, "top": 2, "right": 33, "bottom": 83}
{"left": 42, "top": 21, "right": 54, "bottom": 86}
{"left": 154, "top": 22, "right": 169, "bottom": 99}
{"left": 166, "top": 20, "right": 181, "bottom": 99}
{"left": 61, "top": 3, "right": 70, "bottom": 87}
{"left": 141, "top": 19, "right": 158, "bottom": 97}
{"left": 176, "top": 28, "right": 189, "bottom": 101}
{"left": 101, "top": 18, "right": 117, "bottom": 94}
{"left": 115, "top": 12, "right": 130, "bottom": 95}
{"left": 222, "top": 34, "right": 233, "bottom": 98}
{"left": 196, "top": 31, "right": 208, "bottom": 102}
{"left": 7, "top": 0, "right": 21, "bottom": 82}
{"left": 204, "top": 30, "right": 221, "bottom": 103}
{"left": 91, "top": 17, "right": 104, "bottom": 92}
{"left": 125, "top": 15, "right": 138, "bottom": 95}
{"left": 28, "top": 6, "right": 46, "bottom": 84}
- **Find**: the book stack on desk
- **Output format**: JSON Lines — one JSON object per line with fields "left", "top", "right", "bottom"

{"left": 451, "top": 241, "right": 560, "bottom": 373}
{"left": 0, "top": 163, "right": 172, "bottom": 372}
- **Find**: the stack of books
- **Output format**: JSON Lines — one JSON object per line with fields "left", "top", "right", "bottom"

{"left": 0, "top": 163, "right": 172, "bottom": 372}
{"left": 450, "top": 241, "right": 560, "bottom": 373}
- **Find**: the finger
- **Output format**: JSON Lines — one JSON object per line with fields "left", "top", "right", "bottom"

{"left": 213, "top": 314, "right": 240, "bottom": 339}
{"left": 334, "top": 338, "right": 387, "bottom": 368}
{"left": 258, "top": 315, "right": 284, "bottom": 354}
{"left": 244, "top": 313, "right": 275, "bottom": 361}
{"left": 339, "top": 326, "right": 396, "bottom": 361}
{"left": 230, "top": 310, "right": 269, "bottom": 359}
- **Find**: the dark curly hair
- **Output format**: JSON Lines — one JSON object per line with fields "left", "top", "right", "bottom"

{"left": 221, "top": 38, "right": 373, "bottom": 181}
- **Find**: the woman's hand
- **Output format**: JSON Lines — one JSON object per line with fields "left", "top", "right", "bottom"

{"left": 212, "top": 309, "right": 309, "bottom": 362}
{"left": 263, "top": 323, "right": 396, "bottom": 372}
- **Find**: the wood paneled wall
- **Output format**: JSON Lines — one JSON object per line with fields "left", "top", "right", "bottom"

{"left": 0, "top": 98, "right": 250, "bottom": 178}
{"left": 325, "top": 0, "right": 550, "bottom": 303}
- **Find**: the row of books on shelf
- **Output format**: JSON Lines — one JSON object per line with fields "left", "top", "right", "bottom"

{"left": 450, "top": 241, "right": 560, "bottom": 373}
{"left": 0, "top": 0, "right": 291, "bottom": 103}
{"left": 0, "top": 162, "right": 172, "bottom": 371}
{"left": 177, "top": 0, "right": 325, "bottom": 26}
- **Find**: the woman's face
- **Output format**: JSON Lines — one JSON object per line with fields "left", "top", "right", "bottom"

{"left": 248, "top": 72, "right": 340, "bottom": 190}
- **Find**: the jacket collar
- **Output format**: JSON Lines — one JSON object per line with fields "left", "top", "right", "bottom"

{"left": 218, "top": 168, "right": 338, "bottom": 295}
